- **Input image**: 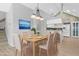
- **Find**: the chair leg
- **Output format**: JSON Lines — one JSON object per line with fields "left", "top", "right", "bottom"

{"left": 39, "top": 48, "right": 48, "bottom": 56}
{"left": 16, "top": 49, "right": 22, "bottom": 56}
{"left": 21, "top": 49, "right": 23, "bottom": 56}
{"left": 47, "top": 50, "right": 49, "bottom": 56}
{"left": 16, "top": 49, "right": 21, "bottom": 56}
{"left": 25, "top": 47, "right": 28, "bottom": 56}
{"left": 15, "top": 49, "right": 18, "bottom": 56}
{"left": 24, "top": 47, "right": 27, "bottom": 56}
{"left": 39, "top": 48, "right": 41, "bottom": 56}
{"left": 21, "top": 44, "right": 23, "bottom": 56}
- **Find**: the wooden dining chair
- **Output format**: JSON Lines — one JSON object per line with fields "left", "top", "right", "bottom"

{"left": 55, "top": 32, "right": 60, "bottom": 43}
{"left": 53, "top": 32, "right": 60, "bottom": 55}
{"left": 16, "top": 32, "right": 33, "bottom": 56}
{"left": 39, "top": 32, "right": 58, "bottom": 56}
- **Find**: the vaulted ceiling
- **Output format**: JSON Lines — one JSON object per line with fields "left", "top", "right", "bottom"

{"left": 0, "top": 3, "right": 79, "bottom": 21}
{"left": 22, "top": 3, "right": 79, "bottom": 17}
{"left": 0, "top": 3, "right": 79, "bottom": 16}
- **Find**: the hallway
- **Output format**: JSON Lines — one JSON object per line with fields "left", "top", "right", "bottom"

{"left": 0, "top": 30, "right": 15, "bottom": 56}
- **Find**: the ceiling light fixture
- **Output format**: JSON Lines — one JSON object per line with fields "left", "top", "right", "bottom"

{"left": 31, "top": 13, "right": 36, "bottom": 19}
{"left": 31, "top": 3, "right": 44, "bottom": 20}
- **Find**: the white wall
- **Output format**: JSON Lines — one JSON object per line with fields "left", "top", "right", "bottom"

{"left": 0, "top": 3, "right": 12, "bottom": 12}
{"left": 5, "top": 4, "right": 14, "bottom": 47}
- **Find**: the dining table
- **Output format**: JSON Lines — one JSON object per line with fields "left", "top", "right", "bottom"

{"left": 22, "top": 34, "right": 48, "bottom": 56}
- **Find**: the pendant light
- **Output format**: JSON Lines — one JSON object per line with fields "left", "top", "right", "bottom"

{"left": 31, "top": 3, "right": 44, "bottom": 20}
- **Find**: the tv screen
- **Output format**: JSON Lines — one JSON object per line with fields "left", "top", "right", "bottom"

{"left": 19, "top": 19, "right": 31, "bottom": 29}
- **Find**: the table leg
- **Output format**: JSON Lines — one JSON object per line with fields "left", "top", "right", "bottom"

{"left": 33, "top": 42, "right": 35, "bottom": 56}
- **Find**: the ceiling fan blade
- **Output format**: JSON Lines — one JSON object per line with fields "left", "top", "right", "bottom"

{"left": 54, "top": 11, "right": 61, "bottom": 17}
{"left": 54, "top": 3, "right": 64, "bottom": 17}
{"left": 50, "top": 3, "right": 64, "bottom": 17}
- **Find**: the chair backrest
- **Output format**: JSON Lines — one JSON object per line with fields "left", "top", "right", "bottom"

{"left": 53, "top": 32, "right": 60, "bottom": 55}
{"left": 55, "top": 32, "right": 60, "bottom": 43}
{"left": 46, "top": 32, "right": 51, "bottom": 46}
{"left": 53, "top": 31, "right": 60, "bottom": 44}
{"left": 47, "top": 32, "right": 55, "bottom": 49}
{"left": 19, "top": 33, "right": 23, "bottom": 50}
{"left": 47, "top": 32, "right": 58, "bottom": 56}
{"left": 19, "top": 33, "right": 28, "bottom": 49}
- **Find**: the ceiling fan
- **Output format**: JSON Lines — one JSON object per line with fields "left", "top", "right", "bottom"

{"left": 51, "top": 3, "right": 72, "bottom": 17}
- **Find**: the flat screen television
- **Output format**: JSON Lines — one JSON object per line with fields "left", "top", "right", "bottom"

{"left": 19, "top": 19, "right": 31, "bottom": 29}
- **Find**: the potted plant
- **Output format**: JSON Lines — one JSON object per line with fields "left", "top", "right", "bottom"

{"left": 37, "top": 32, "right": 40, "bottom": 35}
{"left": 31, "top": 28, "right": 36, "bottom": 34}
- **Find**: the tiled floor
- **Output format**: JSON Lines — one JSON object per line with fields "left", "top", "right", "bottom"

{"left": 0, "top": 30, "right": 79, "bottom": 56}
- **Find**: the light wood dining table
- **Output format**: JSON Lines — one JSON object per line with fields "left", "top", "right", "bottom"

{"left": 22, "top": 34, "right": 48, "bottom": 56}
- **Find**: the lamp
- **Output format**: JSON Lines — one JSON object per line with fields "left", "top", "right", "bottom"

{"left": 31, "top": 3, "right": 44, "bottom": 20}
{"left": 36, "top": 16, "right": 41, "bottom": 19}
{"left": 40, "top": 16, "right": 44, "bottom": 20}
{"left": 31, "top": 14, "right": 36, "bottom": 19}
